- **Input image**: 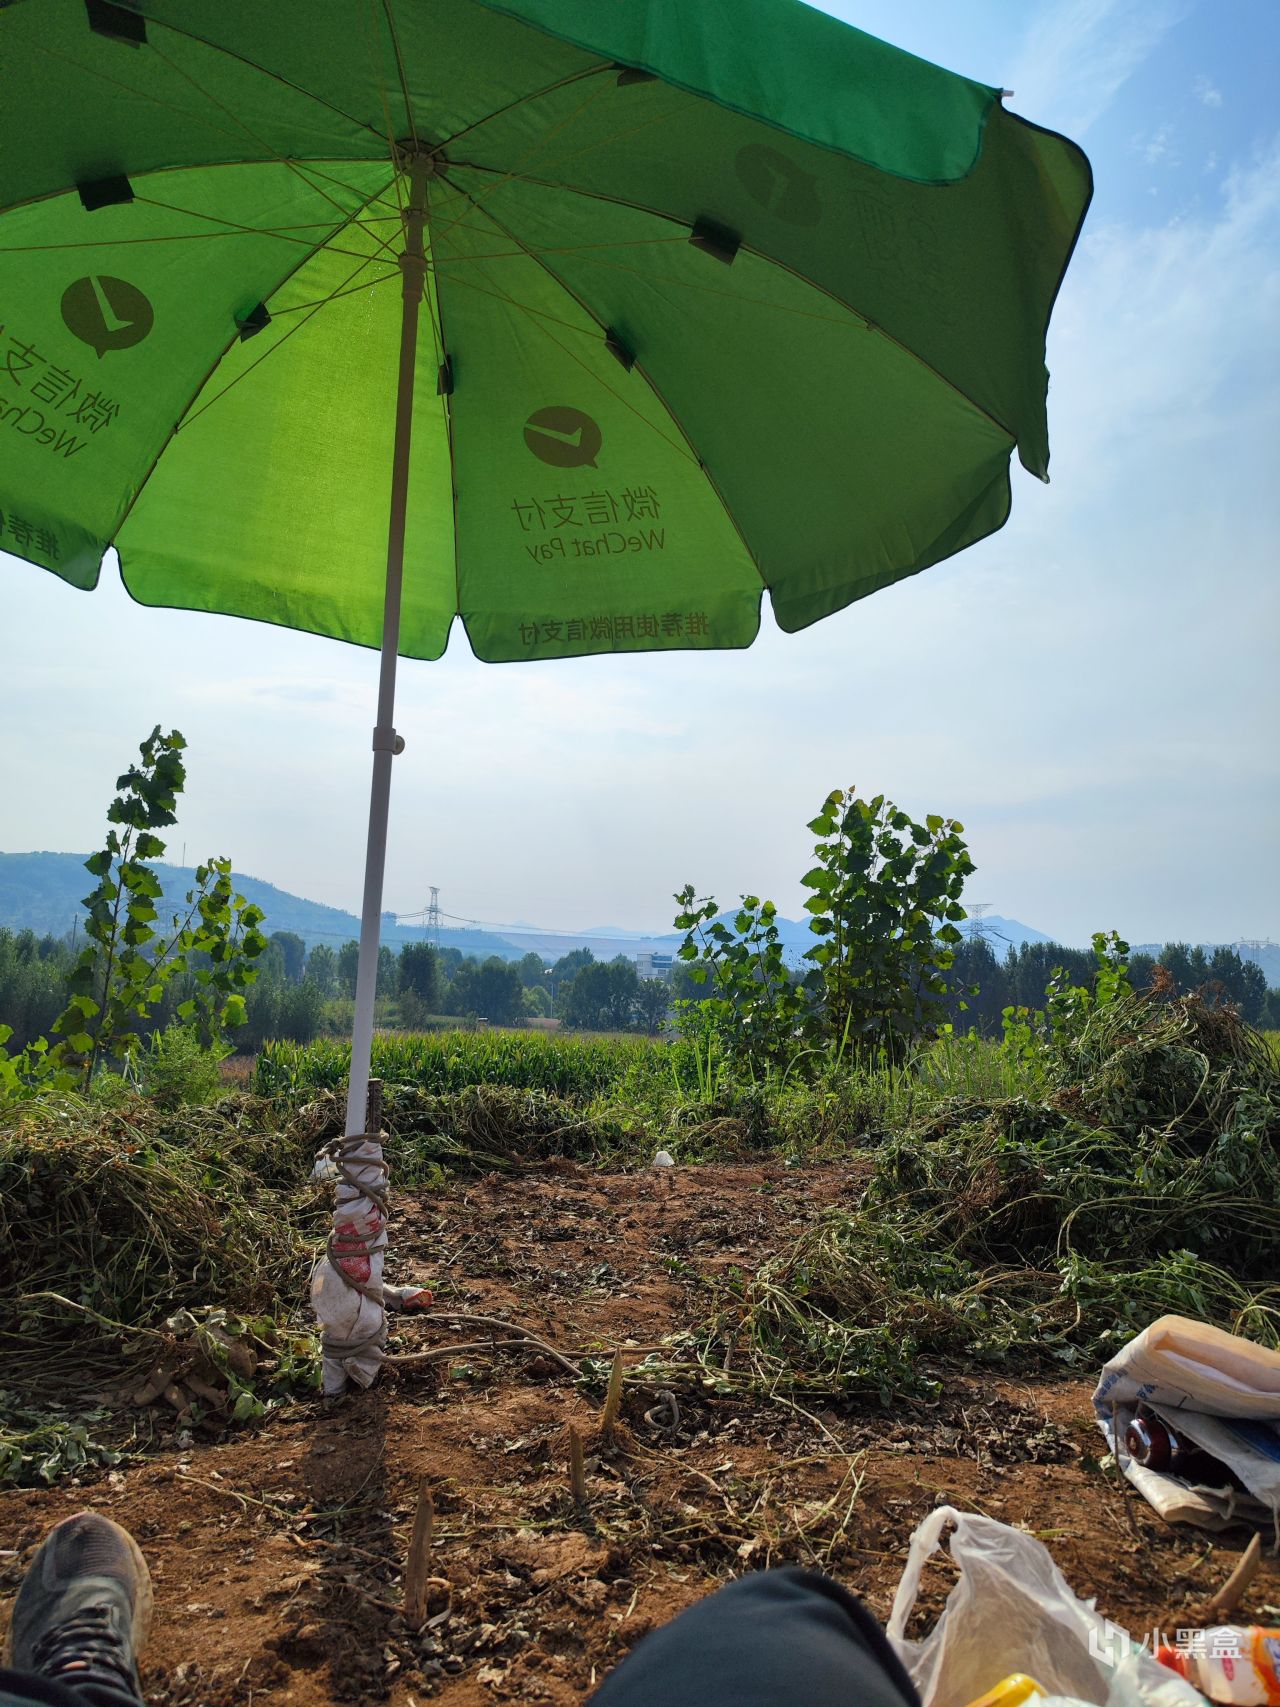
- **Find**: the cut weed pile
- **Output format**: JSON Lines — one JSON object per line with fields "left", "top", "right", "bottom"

{"left": 0, "top": 1096, "right": 323, "bottom": 1384}
{"left": 3, "top": 994, "right": 1277, "bottom": 1489}
{"left": 702, "top": 995, "right": 1280, "bottom": 1400}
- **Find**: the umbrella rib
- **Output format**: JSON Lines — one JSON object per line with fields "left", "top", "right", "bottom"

{"left": 444, "top": 164, "right": 1019, "bottom": 449}
{"left": 146, "top": 40, "right": 375, "bottom": 225}
{"left": 176, "top": 252, "right": 395, "bottom": 436}
{"left": 435, "top": 192, "right": 766, "bottom": 588}
{"left": 436, "top": 64, "right": 614, "bottom": 155}
{"left": 380, "top": 0, "right": 419, "bottom": 152}
{"left": 437, "top": 259, "right": 691, "bottom": 464}
{"left": 106, "top": 175, "right": 401, "bottom": 558}
{"left": 359, "top": 0, "right": 408, "bottom": 219}
{"left": 426, "top": 74, "right": 622, "bottom": 249}
{"left": 137, "top": 12, "right": 389, "bottom": 149}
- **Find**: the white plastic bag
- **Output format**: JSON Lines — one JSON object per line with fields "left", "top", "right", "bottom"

{"left": 1093, "top": 1316, "right": 1280, "bottom": 1532}
{"left": 886, "top": 1507, "right": 1203, "bottom": 1707}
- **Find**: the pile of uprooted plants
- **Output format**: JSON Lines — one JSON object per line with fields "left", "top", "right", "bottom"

{"left": 690, "top": 995, "right": 1280, "bottom": 1403}
{"left": 1, "top": 993, "right": 1276, "bottom": 1479}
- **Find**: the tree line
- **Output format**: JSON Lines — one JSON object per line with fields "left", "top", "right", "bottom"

{"left": 940, "top": 934, "right": 1275, "bottom": 1034}
{"left": 4, "top": 917, "right": 1276, "bottom": 1057}
{"left": 0, "top": 926, "right": 678, "bottom": 1050}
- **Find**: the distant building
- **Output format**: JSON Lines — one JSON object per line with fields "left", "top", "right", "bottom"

{"left": 634, "top": 951, "right": 674, "bottom": 980}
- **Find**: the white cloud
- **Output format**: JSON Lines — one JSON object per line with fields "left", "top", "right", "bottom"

{"left": 1136, "top": 121, "right": 1177, "bottom": 165}
{"left": 1195, "top": 74, "right": 1224, "bottom": 107}
{"left": 1006, "top": 0, "right": 1190, "bottom": 135}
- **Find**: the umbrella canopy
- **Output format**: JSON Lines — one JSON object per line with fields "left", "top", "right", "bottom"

{"left": 2, "top": 0, "right": 1090, "bottom": 1391}
{"left": 2, "top": 0, "right": 1088, "bottom": 655}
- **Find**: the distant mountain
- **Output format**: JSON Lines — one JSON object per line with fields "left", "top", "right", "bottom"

{"left": 4, "top": 854, "right": 1275, "bottom": 985}
{"left": 0, "top": 852, "right": 516, "bottom": 957}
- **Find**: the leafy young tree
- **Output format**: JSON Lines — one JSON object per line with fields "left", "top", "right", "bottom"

{"left": 634, "top": 975, "right": 671, "bottom": 1036}
{"left": 474, "top": 956, "right": 524, "bottom": 1026}
{"left": 1, "top": 727, "right": 267, "bottom": 1093}
{"left": 799, "top": 788, "right": 973, "bottom": 1064}
{"left": 559, "top": 957, "right": 640, "bottom": 1031}
{"left": 674, "top": 892, "right": 803, "bottom": 1069}
{"left": 399, "top": 941, "right": 441, "bottom": 1012}
{"left": 0, "top": 928, "right": 73, "bottom": 1050}
{"left": 517, "top": 951, "right": 547, "bottom": 989}
{"left": 673, "top": 789, "right": 973, "bottom": 1072}
{"left": 270, "top": 930, "right": 307, "bottom": 984}
{"left": 550, "top": 948, "right": 594, "bottom": 997}
{"left": 337, "top": 939, "right": 360, "bottom": 998}
{"left": 304, "top": 942, "right": 337, "bottom": 999}
{"left": 377, "top": 943, "right": 397, "bottom": 997}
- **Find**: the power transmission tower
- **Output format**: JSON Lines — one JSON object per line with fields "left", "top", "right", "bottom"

{"left": 425, "top": 886, "right": 443, "bottom": 949}
{"left": 965, "top": 902, "right": 994, "bottom": 944}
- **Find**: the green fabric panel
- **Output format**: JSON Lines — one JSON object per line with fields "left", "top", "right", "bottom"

{"left": 0, "top": 162, "right": 376, "bottom": 586}
{"left": 432, "top": 193, "right": 762, "bottom": 662}
{"left": 477, "top": 0, "right": 996, "bottom": 183}
{"left": 0, "top": 0, "right": 382, "bottom": 207}
{"left": 117, "top": 172, "right": 456, "bottom": 658}
{"left": 439, "top": 176, "right": 1016, "bottom": 632}
{"left": 0, "top": 0, "right": 1087, "bottom": 665}
{"left": 446, "top": 76, "right": 1090, "bottom": 479}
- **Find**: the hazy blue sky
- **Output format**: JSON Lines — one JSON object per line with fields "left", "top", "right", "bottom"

{"left": 2, "top": 0, "right": 1277, "bottom": 946}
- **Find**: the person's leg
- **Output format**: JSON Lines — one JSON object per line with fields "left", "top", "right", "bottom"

{"left": 3, "top": 1513, "right": 150, "bottom": 1707}
{"left": 588, "top": 1566, "right": 920, "bottom": 1707}
{"left": 0, "top": 1676, "right": 90, "bottom": 1707}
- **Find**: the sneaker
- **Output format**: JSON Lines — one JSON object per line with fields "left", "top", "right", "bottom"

{"left": 4, "top": 1511, "right": 152, "bottom": 1706}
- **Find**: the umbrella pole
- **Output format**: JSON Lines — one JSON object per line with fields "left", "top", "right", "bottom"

{"left": 312, "top": 152, "right": 429, "bottom": 1394}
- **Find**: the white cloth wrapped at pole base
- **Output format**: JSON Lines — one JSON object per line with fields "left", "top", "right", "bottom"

{"left": 1092, "top": 1315, "right": 1280, "bottom": 1536}
{"left": 309, "top": 1130, "right": 430, "bottom": 1394}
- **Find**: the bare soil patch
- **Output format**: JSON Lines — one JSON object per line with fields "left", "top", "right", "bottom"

{"left": 3, "top": 1161, "right": 1275, "bottom": 1705}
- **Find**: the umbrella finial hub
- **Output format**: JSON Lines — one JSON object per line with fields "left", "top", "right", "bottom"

{"left": 396, "top": 140, "right": 448, "bottom": 181}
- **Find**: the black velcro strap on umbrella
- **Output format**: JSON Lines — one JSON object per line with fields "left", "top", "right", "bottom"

{"left": 690, "top": 218, "right": 740, "bottom": 266}
{"left": 605, "top": 329, "right": 635, "bottom": 371}
{"left": 437, "top": 357, "right": 454, "bottom": 396}
{"left": 77, "top": 175, "right": 134, "bottom": 212}
{"left": 236, "top": 302, "right": 272, "bottom": 341}
{"left": 615, "top": 65, "right": 657, "bottom": 87}
{"left": 85, "top": 0, "right": 147, "bottom": 45}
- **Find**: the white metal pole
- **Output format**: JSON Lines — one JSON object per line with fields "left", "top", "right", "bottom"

{"left": 345, "top": 154, "right": 428, "bottom": 1140}
{"left": 311, "top": 152, "right": 429, "bottom": 1394}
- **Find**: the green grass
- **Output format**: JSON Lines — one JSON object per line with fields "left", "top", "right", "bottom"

{"left": 250, "top": 1026, "right": 1051, "bottom": 1168}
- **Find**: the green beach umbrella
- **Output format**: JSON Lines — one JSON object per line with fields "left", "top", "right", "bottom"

{"left": 0, "top": 0, "right": 1090, "bottom": 1389}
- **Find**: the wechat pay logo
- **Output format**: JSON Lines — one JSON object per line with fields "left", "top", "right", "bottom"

{"left": 735, "top": 144, "right": 821, "bottom": 226}
{"left": 61, "top": 275, "right": 154, "bottom": 357}
{"left": 524, "top": 406, "right": 601, "bottom": 469}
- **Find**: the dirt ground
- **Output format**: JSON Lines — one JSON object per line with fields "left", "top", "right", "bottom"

{"left": 3, "top": 1161, "right": 1277, "bottom": 1705}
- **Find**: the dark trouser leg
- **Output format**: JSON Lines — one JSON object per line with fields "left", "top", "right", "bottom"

{"left": 0, "top": 1673, "right": 101, "bottom": 1707}
{"left": 588, "top": 1567, "right": 921, "bottom": 1707}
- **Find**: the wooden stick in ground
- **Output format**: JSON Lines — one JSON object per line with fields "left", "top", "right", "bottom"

{"left": 366, "top": 1076, "right": 383, "bottom": 1136}
{"left": 601, "top": 1349, "right": 624, "bottom": 1441}
{"left": 569, "top": 1425, "right": 587, "bottom": 1509}
{"left": 402, "top": 1478, "right": 435, "bottom": 1629}
{"left": 1208, "top": 1533, "right": 1262, "bottom": 1617}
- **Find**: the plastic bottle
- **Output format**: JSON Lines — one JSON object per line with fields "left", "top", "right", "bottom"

{"left": 1155, "top": 1627, "right": 1280, "bottom": 1705}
